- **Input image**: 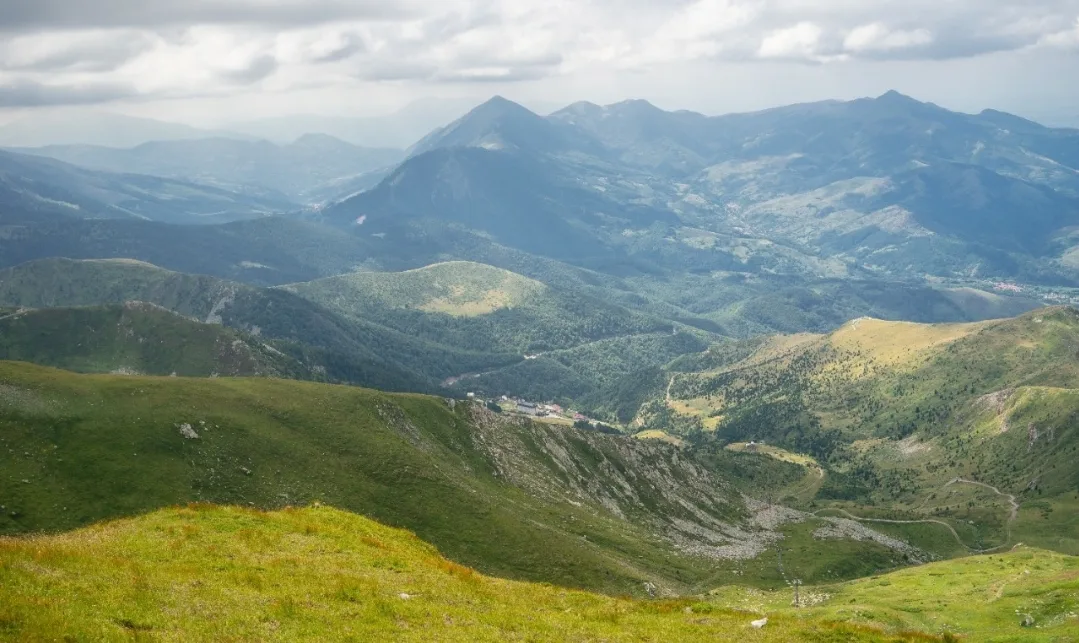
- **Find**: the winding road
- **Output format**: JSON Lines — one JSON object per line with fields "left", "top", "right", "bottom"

{"left": 819, "top": 478, "right": 1021, "bottom": 554}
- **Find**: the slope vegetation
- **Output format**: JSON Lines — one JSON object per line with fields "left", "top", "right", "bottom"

{"left": 0, "top": 258, "right": 520, "bottom": 391}
{"left": 653, "top": 307, "right": 1079, "bottom": 556}
{"left": 0, "top": 504, "right": 985, "bottom": 642}
{"left": 284, "top": 261, "right": 674, "bottom": 355}
{"left": 0, "top": 303, "right": 303, "bottom": 378}
{"left": 0, "top": 362, "right": 926, "bottom": 595}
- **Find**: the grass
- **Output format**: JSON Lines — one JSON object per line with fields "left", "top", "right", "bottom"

{"left": 0, "top": 503, "right": 979, "bottom": 642}
{"left": 660, "top": 307, "right": 1079, "bottom": 560}
{"left": 711, "top": 546, "right": 1079, "bottom": 642}
{"left": 286, "top": 261, "right": 548, "bottom": 318}
{"left": 0, "top": 303, "right": 300, "bottom": 378}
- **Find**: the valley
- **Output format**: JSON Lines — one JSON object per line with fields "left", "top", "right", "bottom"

{"left": 1, "top": 89, "right": 1078, "bottom": 641}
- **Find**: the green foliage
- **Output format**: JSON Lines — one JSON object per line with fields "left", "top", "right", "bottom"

{"left": 0, "top": 361, "right": 752, "bottom": 595}
{"left": 0, "top": 504, "right": 968, "bottom": 642}
{"left": 0, "top": 303, "right": 302, "bottom": 378}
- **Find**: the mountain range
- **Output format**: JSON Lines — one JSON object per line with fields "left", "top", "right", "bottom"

{"left": 2, "top": 90, "right": 1079, "bottom": 641}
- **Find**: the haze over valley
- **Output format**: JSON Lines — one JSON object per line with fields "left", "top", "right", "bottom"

{"left": 2, "top": 1, "right": 1079, "bottom": 639}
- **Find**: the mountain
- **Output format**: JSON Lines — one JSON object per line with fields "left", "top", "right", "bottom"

{"left": 651, "top": 307, "right": 1079, "bottom": 555}
{"left": 4, "top": 504, "right": 1073, "bottom": 641}
{"left": 400, "top": 93, "right": 1079, "bottom": 285}
{"left": 0, "top": 149, "right": 293, "bottom": 224}
{"left": 408, "top": 95, "right": 591, "bottom": 157}
{"left": 0, "top": 110, "right": 246, "bottom": 148}
{"left": 323, "top": 146, "right": 675, "bottom": 261}
{"left": 0, "top": 361, "right": 926, "bottom": 595}
{"left": 0, "top": 302, "right": 306, "bottom": 378}
{"left": 224, "top": 97, "right": 481, "bottom": 148}
{"left": 16, "top": 135, "right": 404, "bottom": 204}
{"left": 0, "top": 258, "right": 519, "bottom": 391}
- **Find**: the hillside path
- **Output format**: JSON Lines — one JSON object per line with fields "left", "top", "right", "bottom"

{"left": 820, "top": 477, "right": 1020, "bottom": 554}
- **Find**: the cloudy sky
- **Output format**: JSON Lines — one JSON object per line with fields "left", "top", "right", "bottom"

{"left": 1, "top": 0, "right": 1078, "bottom": 126}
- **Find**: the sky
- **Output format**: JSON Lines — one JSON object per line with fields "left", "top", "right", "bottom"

{"left": 1, "top": 0, "right": 1078, "bottom": 127}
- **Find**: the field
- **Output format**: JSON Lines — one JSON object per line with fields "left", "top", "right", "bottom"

{"left": 7, "top": 504, "right": 1075, "bottom": 642}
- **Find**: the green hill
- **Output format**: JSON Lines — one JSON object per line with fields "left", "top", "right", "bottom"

{"left": 0, "top": 258, "right": 522, "bottom": 391}
{"left": 0, "top": 303, "right": 303, "bottom": 378}
{"left": 0, "top": 362, "right": 930, "bottom": 595}
{"left": 648, "top": 307, "right": 1079, "bottom": 557}
{"left": 283, "top": 261, "right": 677, "bottom": 355}
{"left": 2, "top": 505, "right": 1074, "bottom": 641}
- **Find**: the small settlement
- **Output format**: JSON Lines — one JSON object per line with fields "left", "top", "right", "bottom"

{"left": 467, "top": 393, "right": 592, "bottom": 424}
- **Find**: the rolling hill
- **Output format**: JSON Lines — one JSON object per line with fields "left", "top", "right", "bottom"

{"left": 4, "top": 504, "right": 1072, "bottom": 641}
{"left": 283, "top": 261, "right": 679, "bottom": 355}
{"left": 0, "top": 361, "right": 926, "bottom": 596}
{"left": 649, "top": 307, "right": 1079, "bottom": 556}
{"left": 0, "top": 302, "right": 306, "bottom": 378}
{"left": 0, "top": 258, "right": 520, "bottom": 392}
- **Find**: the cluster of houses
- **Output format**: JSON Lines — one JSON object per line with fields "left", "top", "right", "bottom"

{"left": 466, "top": 393, "right": 591, "bottom": 422}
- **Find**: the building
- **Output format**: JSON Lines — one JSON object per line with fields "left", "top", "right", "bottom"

{"left": 518, "top": 402, "right": 539, "bottom": 416}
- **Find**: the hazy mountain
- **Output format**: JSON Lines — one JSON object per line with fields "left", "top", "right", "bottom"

{"left": 0, "top": 149, "right": 294, "bottom": 224}
{"left": 224, "top": 97, "right": 480, "bottom": 148}
{"left": 0, "top": 110, "right": 246, "bottom": 148}
{"left": 408, "top": 96, "right": 601, "bottom": 158}
{"left": 16, "top": 135, "right": 403, "bottom": 204}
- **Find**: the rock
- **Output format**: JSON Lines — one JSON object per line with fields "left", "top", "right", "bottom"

{"left": 643, "top": 582, "right": 657, "bottom": 598}
{"left": 683, "top": 607, "right": 693, "bottom": 614}
{"left": 240, "top": 467, "right": 252, "bottom": 476}
{"left": 177, "top": 423, "right": 199, "bottom": 440}
{"left": 1021, "top": 614, "right": 1035, "bottom": 627}
{"left": 398, "top": 593, "right": 413, "bottom": 600}
{"left": 751, "top": 617, "right": 768, "bottom": 629}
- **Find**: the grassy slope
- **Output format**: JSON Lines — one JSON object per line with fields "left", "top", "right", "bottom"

{"left": 0, "top": 258, "right": 520, "bottom": 390}
{"left": 283, "top": 260, "right": 676, "bottom": 355}
{"left": 0, "top": 303, "right": 302, "bottom": 377}
{"left": 0, "top": 504, "right": 969, "bottom": 643}
{"left": 0, "top": 361, "right": 936, "bottom": 595}
{"left": 654, "top": 307, "right": 1079, "bottom": 557}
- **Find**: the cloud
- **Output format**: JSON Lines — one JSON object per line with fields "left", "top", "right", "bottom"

{"left": 844, "top": 23, "right": 934, "bottom": 55}
{"left": 218, "top": 54, "right": 278, "bottom": 84}
{"left": 0, "top": 0, "right": 412, "bottom": 30}
{"left": 0, "top": 79, "right": 137, "bottom": 107}
{"left": 0, "top": 30, "right": 156, "bottom": 72}
{"left": 0, "top": 0, "right": 1076, "bottom": 112}
{"left": 758, "top": 22, "right": 827, "bottom": 60}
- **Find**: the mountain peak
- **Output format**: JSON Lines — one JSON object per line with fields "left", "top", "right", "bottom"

{"left": 609, "top": 98, "right": 663, "bottom": 114}
{"left": 875, "top": 90, "right": 919, "bottom": 103}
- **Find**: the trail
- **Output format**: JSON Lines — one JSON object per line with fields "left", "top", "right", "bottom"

{"left": 666, "top": 374, "right": 676, "bottom": 403}
{"left": 946, "top": 478, "right": 1020, "bottom": 526}
{"left": 819, "top": 478, "right": 1021, "bottom": 554}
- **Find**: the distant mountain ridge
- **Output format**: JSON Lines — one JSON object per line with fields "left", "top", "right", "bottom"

{"left": 14, "top": 135, "right": 403, "bottom": 204}
{"left": 0, "top": 148, "right": 293, "bottom": 224}
{"left": 338, "top": 91, "right": 1079, "bottom": 286}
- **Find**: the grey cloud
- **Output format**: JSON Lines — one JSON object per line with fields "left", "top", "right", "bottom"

{"left": 354, "top": 61, "right": 439, "bottom": 82}
{"left": 0, "top": 35, "right": 155, "bottom": 72}
{"left": 0, "top": 79, "right": 137, "bottom": 106}
{"left": 310, "top": 32, "right": 366, "bottom": 63}
{"left": 0, "top": 0, "right": 414, "bottom": 31}
{"left": 218, "top": 55, "right": 279, "bottom": 84}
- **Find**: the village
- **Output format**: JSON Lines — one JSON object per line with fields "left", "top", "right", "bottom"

{"left": 464, "top": 392, "right": 614, "bottom": 430}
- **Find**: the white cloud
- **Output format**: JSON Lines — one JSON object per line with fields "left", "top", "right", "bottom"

{"left": 844, "top": 23, "right": 933, "bottom": 53}
{"left": 758, "top": 22, "right": 826, "bottom": 60}
{"left": 1038, "top": 16, "right": 1079, "bottom": 49}
{"left": 0, "top": 0, "right": 1077, "bottom": 112}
